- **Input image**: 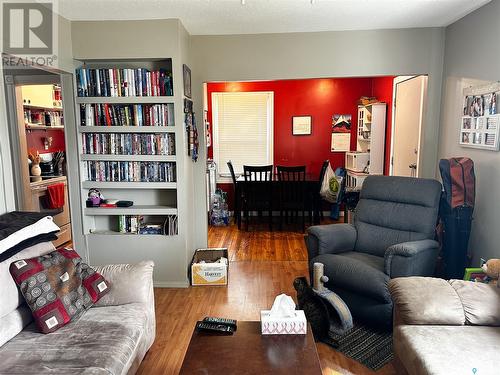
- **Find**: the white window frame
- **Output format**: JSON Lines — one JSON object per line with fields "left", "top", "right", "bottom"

{"left": 211, "top": 91, "right": 274, "bottom": 182}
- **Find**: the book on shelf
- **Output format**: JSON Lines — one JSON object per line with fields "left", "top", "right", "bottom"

{"left": 80, "top": 103, "right": 174, "bottom": 127}
{"left": 76, "top": 67, "right": 173, "bottom": 97}
{"left": 82, "top": 133, "right": 175, "bottom": 155}
{"left": 84, "top": 161, "right": 176, "bottom": 182}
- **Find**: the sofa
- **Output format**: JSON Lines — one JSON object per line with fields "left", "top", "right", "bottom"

{"left": 389, "top": 277, "right": 500, "bottom": 375}
{"left": 305, "top": 175, "right": 442, "bottom": 328}
{"left": 0, "top": 241, "right": 155, "bottom": 375}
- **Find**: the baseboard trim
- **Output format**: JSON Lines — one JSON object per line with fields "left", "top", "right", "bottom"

{"left": 154, "top": 281, "right": 189, "bottom": 288}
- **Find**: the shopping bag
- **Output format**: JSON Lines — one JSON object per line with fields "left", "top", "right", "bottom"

{"left": 320, "top": 163, "right": 343, "bottom": 203}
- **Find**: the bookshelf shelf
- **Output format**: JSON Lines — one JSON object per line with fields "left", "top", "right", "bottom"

{"left": 80, "top": 154, "right": 176, "bottom": 162}
{"left": 76, "top": 96, "right": 175, "bottom": 104}
{"left": 81, "top": 181, "right": 177, "bottom": 189}
{"left": 84, "top": 205, "right": 177, "bottom": 216}
{"left": 26, "top": 124, "right": 65, "bottom": 130}
{"left": 78, "top": 126, "right": 175, "bottom": 133}
{"left": 87, "top": 231, "right": 170, "bottom": 237}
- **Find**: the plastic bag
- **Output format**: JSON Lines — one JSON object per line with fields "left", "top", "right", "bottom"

{"left": 320, "top": 163, "right": 343, "bottom": 203}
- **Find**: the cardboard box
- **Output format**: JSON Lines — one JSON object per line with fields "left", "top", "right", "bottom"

{"left": 260, "top": 310, "right": 307, "bottom": 335}
{"left": 190, "top": 248, "right": 228, "bottom": 286}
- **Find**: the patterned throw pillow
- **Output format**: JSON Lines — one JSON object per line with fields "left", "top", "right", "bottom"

{"left": 9, "top": 247, "right": 110, "bottom": 333}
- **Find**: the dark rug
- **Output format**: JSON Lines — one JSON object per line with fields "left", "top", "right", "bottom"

{"left": 322, "top": 324, "right": 393, "bottom": 371}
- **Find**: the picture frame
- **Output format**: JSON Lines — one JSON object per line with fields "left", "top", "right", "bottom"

{"left": 183, "top": 64, "right": 192, "bottom": 98}
{"left": 292, "top": 116, "right": 312, "bottom": 135}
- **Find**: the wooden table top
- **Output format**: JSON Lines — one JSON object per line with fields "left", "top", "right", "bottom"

{"left": 179, "top": 321, "right": 322, "bottom": 375}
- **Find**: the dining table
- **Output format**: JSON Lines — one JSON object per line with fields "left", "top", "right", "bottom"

{"left": 234, "top": 173, "right": 322, "bottom": 228}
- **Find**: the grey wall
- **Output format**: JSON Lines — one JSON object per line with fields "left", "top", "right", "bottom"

{"left": 190, "top": 27, "right": 446, "bottom": 248}
{"left": 438, "top": 0, "right": 500, "bottom": 264}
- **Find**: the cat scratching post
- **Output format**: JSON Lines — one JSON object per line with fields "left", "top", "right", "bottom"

{"left": 313, "top": 262, "right": 329, "bottom": 292}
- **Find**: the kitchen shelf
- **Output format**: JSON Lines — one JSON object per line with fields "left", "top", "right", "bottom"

{"left": 84, "top": 205, "right": 177, "bottom": 216}
{"left": 82, "top": 181, "right": 177, "bottom": 189}
{"left": 76, "top": 96, "right": 175, "bottom": 104}
{"left": 80, "top": 154, "right": 176, "bottom": 162}
{"left": 78, "top": 126, "right": 175, "bottom": 133}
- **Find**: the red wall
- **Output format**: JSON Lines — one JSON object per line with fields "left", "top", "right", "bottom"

{"left": 371, "top": 76, "right": 395, "bottom": 175}
{"left": 207, "top": 76, "right": 394, "bottom": 208}
{"left": 26, "top": 129, "right": 66, "bottom": 154}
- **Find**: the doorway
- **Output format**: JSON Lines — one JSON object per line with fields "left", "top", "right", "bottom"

{"left": 3, "top": 73, "right": 72, "bottom": 248}
{"left": 390, "top": 75, "right": 428, "bottom": 177}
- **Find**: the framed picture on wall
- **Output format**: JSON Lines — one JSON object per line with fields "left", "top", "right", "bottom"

{"left": 183, "top": 64, "right": 192, "bottom": 98}
{"left": 292, "top": 116, "right": 312, "bottom": 135}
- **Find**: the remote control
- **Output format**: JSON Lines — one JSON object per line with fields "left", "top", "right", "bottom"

{"left": 203, "top": 317, "right": 237, "bottom": 330}
{"left": 196, "top": 321, "right": 235, "bottom": 334}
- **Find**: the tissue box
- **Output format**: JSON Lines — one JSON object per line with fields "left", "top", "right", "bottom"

{"left": 260, "top": 310, "right": 307, "bottom": 335}
{"left": 190, "top": 248, "right": 228, "bottom": 286}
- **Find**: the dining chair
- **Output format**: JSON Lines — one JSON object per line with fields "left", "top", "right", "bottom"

{"left": 242, "top": 165, "right": 273, "bottom": 231}
{"left": 277, "top": 165, "right": 307, "bottom": 232}
{"left": 227, "top": 160, "right": 241, "bottom": 227}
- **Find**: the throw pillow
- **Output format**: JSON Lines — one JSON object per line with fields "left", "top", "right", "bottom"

{"left": 9, "top": 247, "right": 110, "bottom": 333}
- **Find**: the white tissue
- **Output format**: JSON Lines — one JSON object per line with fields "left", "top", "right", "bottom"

{"left": 269, "top": 294, "right": 296, "bottom": 318}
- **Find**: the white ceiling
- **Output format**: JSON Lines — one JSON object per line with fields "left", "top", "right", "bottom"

{"left": 57, "top": 0, "right": 490, "bottom": 35}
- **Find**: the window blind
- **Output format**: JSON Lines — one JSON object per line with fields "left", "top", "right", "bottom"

{"left": 212, "top": 91, "right": 273, "bottom": 176}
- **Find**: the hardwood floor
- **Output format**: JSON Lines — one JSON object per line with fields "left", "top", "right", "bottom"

{"left": 136, "top": 222, "right": 397, "bottom": 375}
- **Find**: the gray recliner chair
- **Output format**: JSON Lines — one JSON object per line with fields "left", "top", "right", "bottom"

{"left": 305, "top": 175, "right": 442, "bottom": 329}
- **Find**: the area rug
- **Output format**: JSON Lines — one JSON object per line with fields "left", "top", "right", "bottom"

{"left": 322, "top": 324, "right": 393, "bottom": 371}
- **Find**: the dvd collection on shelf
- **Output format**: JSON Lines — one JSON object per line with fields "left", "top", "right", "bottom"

{"left": 80, "top": 103, "right": 174, "bottom": 127}
{"left": 118, "top": 215, "right": 178, "bottom": 235}
{"left": 76, "top": 67, "right": 173, "bottom": 97}
{"left": 84, "top": 161, "right": 176, "bottom": 182}
{"left": 82, "top": 133, "right": 175, "bottom": 155}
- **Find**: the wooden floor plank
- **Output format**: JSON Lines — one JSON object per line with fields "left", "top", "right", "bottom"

{"left": 137, "top": 222, "right": 396, "bottom": 375}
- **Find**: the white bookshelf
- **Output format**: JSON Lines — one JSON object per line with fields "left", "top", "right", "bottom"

{"left": 75, "top": 58, "right": 179, "bottom": 240}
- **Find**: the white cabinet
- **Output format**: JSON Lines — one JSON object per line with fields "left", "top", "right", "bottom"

{"left": 346, "top": 103, "right": 386, "bottom": 190}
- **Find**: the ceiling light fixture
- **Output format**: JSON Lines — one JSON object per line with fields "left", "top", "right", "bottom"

{"left": 310, "top": 0, "right": 315, "bottom": 4}
{"left": 241, "top": 0, "right": 246, "bottom": 5}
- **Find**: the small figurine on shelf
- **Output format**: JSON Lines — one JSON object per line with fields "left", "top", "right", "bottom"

{"left": 86, "top": 188, "right": 103, "bottom": 207}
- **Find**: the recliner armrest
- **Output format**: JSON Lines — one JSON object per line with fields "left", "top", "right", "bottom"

{"left": 305, "top": 224, "right": 356, "bottom": 259}
{"left": 384, "top": 239, "right": 439, "bottom": 278}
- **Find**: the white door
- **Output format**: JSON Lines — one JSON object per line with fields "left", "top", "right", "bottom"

{"left": 391, "top": 76, "right": 428, "bottom": 177}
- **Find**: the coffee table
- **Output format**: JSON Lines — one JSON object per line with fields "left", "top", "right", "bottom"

{"left": 179, "top": 321, "right": 322, "bottom": 374}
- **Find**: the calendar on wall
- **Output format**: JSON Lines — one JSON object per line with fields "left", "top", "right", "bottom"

{"left": 460, "top": 82, "right": 500, "bottom": 151}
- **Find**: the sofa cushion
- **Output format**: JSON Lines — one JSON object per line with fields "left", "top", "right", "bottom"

{"left": 0, "top": 242, "right": 56, "bottom": 347}
{"left": 0, "top": 303, "right": 147, "bottom": 375}
{"left": 395, "top": 325, "right": 500, "bottom": 375}
{"left": 450, "top": 279, "right": 500, "bottom": 326}
{"left": 389, "top": 277, "right": 465, "bottom": 325}
{"left": 312, "top": 251, "right": 391, "bottom": 303}
{"left": 9, "top": 247, "right": 110, "bottom": 333}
